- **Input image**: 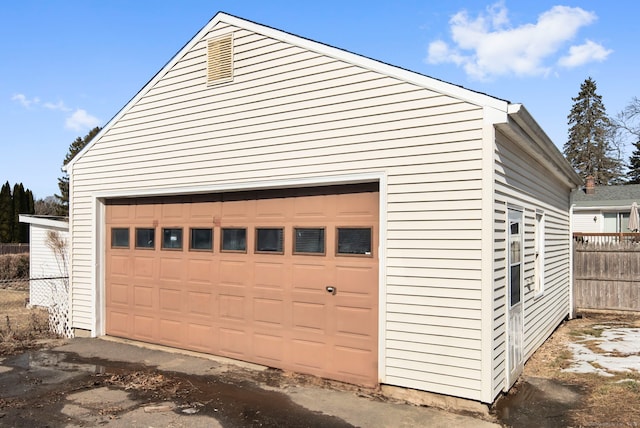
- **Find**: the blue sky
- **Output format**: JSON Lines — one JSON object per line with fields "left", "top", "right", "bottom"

{"left": 2, "top": 1, "right": 636, "bottom": 199}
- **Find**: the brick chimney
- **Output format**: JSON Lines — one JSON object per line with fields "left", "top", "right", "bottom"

{"left": 585, "top": 175, "right": 595, "bottom": 195}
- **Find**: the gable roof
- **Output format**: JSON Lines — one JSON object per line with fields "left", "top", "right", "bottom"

{"left": 65, "top": 12, "right": 581, "bottom": 190}
{"left": 572, "top": 184, "right": 640, "bottom": 208}
{"left": 66, "top": 12, "right": 513, "bottom": 172}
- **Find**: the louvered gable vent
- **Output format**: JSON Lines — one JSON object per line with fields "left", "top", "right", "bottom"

{"left": 207, "top": 34, "right": 233, "bottom": 85}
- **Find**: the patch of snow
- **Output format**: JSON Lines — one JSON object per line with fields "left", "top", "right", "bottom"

{"left": 564, "top": 343, "right": 614, "bottom": 376}
{"left": 598, "top": 328, "right": 640, "bottom": 354}
{"left": 563, "top": 327, "right": 640, "bottom": 376}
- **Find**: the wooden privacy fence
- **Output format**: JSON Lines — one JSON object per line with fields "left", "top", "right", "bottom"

{"left": 573, "top": 233, "right": 640, "bottom": 312}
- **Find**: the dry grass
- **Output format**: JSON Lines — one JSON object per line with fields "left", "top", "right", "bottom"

{"left": 0, "top": 289, "right": 53, "bottom": 355}
{"left": 525, "top": 312, "right": 640, "bottom": 427}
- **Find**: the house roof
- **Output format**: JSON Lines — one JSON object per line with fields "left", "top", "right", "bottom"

{"left": 65, "top": 12, "right": 582, "bottom": 188}
{"left": 572, "top": 184, "right": 640, "bottom": 208}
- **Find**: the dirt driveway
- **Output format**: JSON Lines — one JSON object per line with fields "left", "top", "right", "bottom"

{"left": 0, "top": 338, "right": 498, "bottom": 428}
{"left": 1, "top": 312, "right": 638, "bottom": 427}
{"left": 495, "top": 311, "right": 640, "bottom": 427}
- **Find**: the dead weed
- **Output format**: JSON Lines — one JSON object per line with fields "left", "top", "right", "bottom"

{"left": 525, "top": 312, "right": 640, "bottom": 428}
{"left": 0, "top": 289, "right": 57, "bottom": 356}
{"left": 96, "top": 370, "right": 197, "bottom": 400}
{"left": 101, "top": 371, "right": 174, "bottom": 392}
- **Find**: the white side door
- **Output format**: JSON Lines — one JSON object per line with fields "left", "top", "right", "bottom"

{"left": 507, "top": 208, "right": 524, "bottom": 387}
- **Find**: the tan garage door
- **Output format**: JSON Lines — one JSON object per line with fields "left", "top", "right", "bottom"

{"left": 105, "top": 184, "right": 379, "bottom": 386}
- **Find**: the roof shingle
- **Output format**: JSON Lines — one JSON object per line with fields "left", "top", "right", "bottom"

{"left": 571, "top": 184, "right": 640, "bottom": 207}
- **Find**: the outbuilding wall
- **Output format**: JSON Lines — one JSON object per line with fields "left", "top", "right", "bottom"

{"left": 70, "top": 20, "right": 492, "bottom": 400}
{"left": 28, "top": 223, "right": 69, "bottom": 307}
{"left": 492, "top": 129, "right": 573, "bottom": 397}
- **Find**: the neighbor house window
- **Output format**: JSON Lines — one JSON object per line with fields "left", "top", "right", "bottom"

{"left": 336, "top": 227, "right": 372, "bottom": 256}
{"left": 603, "top": 212, "right": 630, "bottom": 232}
{"left": 190, "top": 228, "right": 213, "bottom": 251}
{"left": 135, "top": 228, "right": 155, "bottom": 249}
{"left": 111, "top": 228, "right": 129, "bottom": 248}
{"left": 162, "top": 228, "right": 183, "bottom": 250}
{"left": 256, "top": 228, "right": 284, "bottom": 253}
{"left": 534, "top": 212, "right": 545, "bottom": 296}
{"left": 293, "top": 228, "right": 325, "bottom": 255}
{"left": 221, "top": 228, "right": 246, "bottom": 252}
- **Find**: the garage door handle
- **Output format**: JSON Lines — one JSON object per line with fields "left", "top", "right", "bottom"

{"left": 326, "top": 286, "right": 336, "bottom": 295}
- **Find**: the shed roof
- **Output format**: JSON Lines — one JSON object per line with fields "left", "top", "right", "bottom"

{"left": 19, "top": 215, "right": 69, "bottom": 230}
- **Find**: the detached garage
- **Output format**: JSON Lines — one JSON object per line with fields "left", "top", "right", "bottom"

{"left": 66, "top": 12, "right": 581, "bottom": 404}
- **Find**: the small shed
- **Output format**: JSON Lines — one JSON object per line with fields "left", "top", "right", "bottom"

{"left": 18, "top": 215, "right": 69, "bottom": 307}
{"left": 65, "top": 12, "right": 581, "bottom": 404}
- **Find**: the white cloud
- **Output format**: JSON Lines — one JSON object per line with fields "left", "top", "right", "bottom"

{"left": 426, "top": 2, "right": 608, "bottom": 80}
{"left": 558, "top": 39, "right": 612, "bottom": 68}
{"left": 427, "top": 40, "right": 464, "bottom": 65}
{"left": 43, "top": 100, "right": 72, "bottom": 112}
{"left": 65, "top": 109, "right": 101, "bottom": 131}
{"left": 11, "top": 93, "right": 99, "bottom": 132}
{"left": 11, "top": 93, "right": 40, "bottom": 108}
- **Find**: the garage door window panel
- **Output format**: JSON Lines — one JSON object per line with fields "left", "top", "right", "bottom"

{"left": 190, "top": 228, "right": 213, "bottom": 251}
{"left": 111, "top": 228, "right": 130, "bottom": 248}
{"left": 162, "top": 228, "right": 183, "bottom": 250}
{"left": 293, "top": 227, "right": 325, "bottom": 255}
{"left": 221, "top": 228, "right": 247, "bottom": 253}
{"left": 336, "top": 227, "right": 372, "bottom": 257}
{"left": 256, "top": 228, "right": 284, "bottom": 254}
{"left": 135, "top": 228, "right": 155, "bottom": 249}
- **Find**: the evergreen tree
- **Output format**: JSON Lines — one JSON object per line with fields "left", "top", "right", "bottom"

{"left": 10, "top": 183, "right": 34, "bottom": 242}
{"left": 25, "top": 189, "right": 34, "bottom": 215}
{"left": 56, "top": 126, "right": 101, "bottom": 214}
{"left": 564, "top": 77, "right": 622, "bottom": 184}
{"left": 0, "top": 182, "right": 13, "bottom": 243}
{"left": 629, "top": 140, "right": 640, "bottom": 184}
{"left": 12, "top": 183, "right": 24, "bottom": 242}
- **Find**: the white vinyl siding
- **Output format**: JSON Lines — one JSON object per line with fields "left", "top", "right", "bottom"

{"left": 70, "top": 22, "right": 486, "bottom": 400}
{"left": 28, "top": 224, "right": 69, "bottom": 307}
{"left": 573, "top": 211, "right": 601, "bottom": 233}
{"left": 492, "top": 130, "right": 571, "bottom": 397}
{"left": 574, "top": 211, "right": 631, "bottom": 234}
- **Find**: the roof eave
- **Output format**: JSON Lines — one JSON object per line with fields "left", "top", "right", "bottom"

{"left": 219, "top": 13, "right": 509, "bottom": 110}
{"left": 19, "top": 214, "right": 69, "bottom": 230}
{"left": 499, "top": 103, "right": 582, "bottom": 189}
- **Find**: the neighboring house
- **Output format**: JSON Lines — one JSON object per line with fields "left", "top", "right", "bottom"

{"left": 64, "top": 13, "right": 582, "bottom": 405}
{"left": 572, "top": 177, "right": 640, "bottom": 233}
{"left": 18, "top": 215, "right": 69, "bottom": 307}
